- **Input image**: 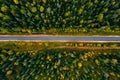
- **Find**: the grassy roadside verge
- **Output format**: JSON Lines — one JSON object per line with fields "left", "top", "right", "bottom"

{"left": 0, "top": 28, "right": 120, "bottom": 36}
{"left": 0, "top": 42, "right": 120, "bottom": 52}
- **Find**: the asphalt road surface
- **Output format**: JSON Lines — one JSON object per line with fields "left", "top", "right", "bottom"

{"left": 0, "top": 35, "right": 120, "bottom": 42}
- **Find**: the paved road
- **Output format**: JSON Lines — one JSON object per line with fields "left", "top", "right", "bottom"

{"left": 0, "top": 35, "right": 120, "bottom": 42}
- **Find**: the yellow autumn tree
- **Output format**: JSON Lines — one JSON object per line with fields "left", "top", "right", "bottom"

{"left": 42, "top": 0, "right": 47, "bottom": 3}
{"left": 13, "top": 0, "right": 19, "bottom": 4}
{"left": 98, "top": 13, "right": 104, "bottom": 22}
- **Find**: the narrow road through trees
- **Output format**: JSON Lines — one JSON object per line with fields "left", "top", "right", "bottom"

{"left": 0, "top": 35, "right": 120, "bottom": 42}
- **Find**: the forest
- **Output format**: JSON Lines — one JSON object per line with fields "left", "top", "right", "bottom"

{"left": 0, "top": 48, "right": 120, "bottom": 80}
{"left": 0, "top": 42, "right": 120, "bottom": 79}
{"left": 0, "top": 0, "right": 120, "bottom": 79}
{"left": 0, "top": 0, "right": 119, "bottom": 34}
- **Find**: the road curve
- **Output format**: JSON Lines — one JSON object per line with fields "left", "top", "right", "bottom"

{"left": 0, "top": 35, "right": 120, "bottom": 42}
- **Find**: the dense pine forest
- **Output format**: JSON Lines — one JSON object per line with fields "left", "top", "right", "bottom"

{"left": 0, "top": 49, "right": 120, "bottom": 80}
{"left": 0, "top": 0, "right": 120, "bottom": 34}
